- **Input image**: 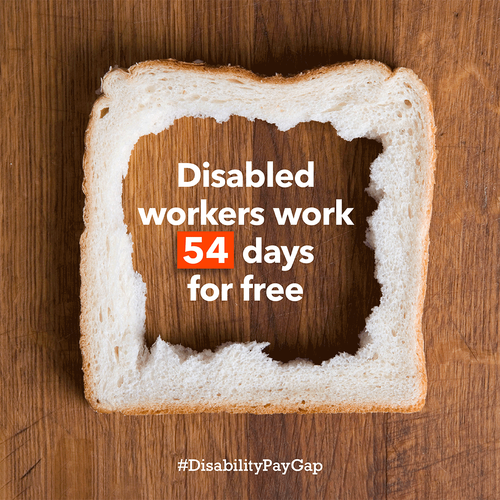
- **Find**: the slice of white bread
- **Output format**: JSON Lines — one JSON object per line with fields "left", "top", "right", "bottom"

{"left": 80, "top": 59, "right": 436, "bottom": 414}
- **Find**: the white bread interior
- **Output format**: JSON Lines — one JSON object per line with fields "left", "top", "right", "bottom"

{"left": 80, "top": 60, "right": 436, "bottom": 414}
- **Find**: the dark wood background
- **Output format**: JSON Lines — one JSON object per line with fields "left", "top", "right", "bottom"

{"left": 1, "top": 1, "right": 499, "bottom": 498}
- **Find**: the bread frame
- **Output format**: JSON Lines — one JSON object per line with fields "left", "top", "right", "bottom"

{"left": 80, "top": 60, "right": 436, "bottom": 414}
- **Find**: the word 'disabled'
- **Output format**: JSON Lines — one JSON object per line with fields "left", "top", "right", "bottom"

{"left": 178, "top": 161, "right": 314, "bottom": 188}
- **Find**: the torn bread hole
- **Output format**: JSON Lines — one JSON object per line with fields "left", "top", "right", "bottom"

{"left": 114, "top": 346, "right": 119, "bottom": 361}
{"left": 404, "top": 100, "right": 412, "bottom": 108}
{"left": 100, "top": 107, "right": 109, "bottom": 118}
{"left": 124, "top": 117, "right": 382, "bottom": 366}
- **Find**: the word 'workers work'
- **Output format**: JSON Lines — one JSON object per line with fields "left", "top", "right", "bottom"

{"left": 138, "top": 200, "right": 353, "bottom": 226}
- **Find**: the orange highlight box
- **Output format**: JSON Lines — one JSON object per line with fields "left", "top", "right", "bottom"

{"left": 177, "top": 231, "right": 235, "bottom": 269}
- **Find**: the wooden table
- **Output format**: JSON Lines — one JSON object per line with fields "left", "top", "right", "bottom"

{"left": 1, "top": 1, "right": 499, "bottom": 498}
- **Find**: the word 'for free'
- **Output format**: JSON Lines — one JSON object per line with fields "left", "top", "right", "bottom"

{"left": 187, "top": 274, "right": 303, "bottom": 302}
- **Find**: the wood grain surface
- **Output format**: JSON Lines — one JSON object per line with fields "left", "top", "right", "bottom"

{"left": 1, "top": 1, "right": 499, "bottom": 499}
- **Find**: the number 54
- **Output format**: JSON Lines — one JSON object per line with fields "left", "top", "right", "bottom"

{"left": 177, "top": 232, "right": 234, "bottom": 269}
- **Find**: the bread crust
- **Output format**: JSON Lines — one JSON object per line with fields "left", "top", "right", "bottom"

{"left": 80, "top": 59, "right": 435, "bottom": 414}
